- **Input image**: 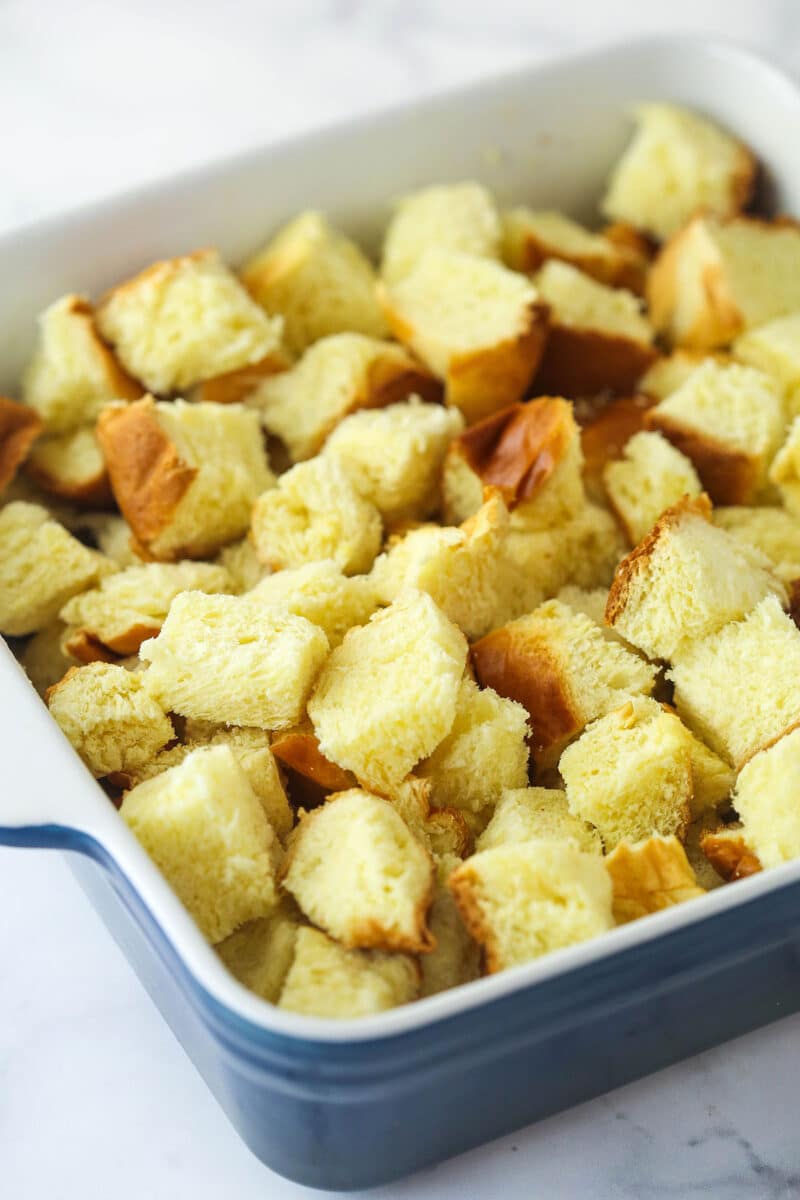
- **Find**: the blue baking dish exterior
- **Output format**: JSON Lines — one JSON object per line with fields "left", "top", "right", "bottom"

{"left": 5, "top": 34, "right": 800, "bottom": 1190}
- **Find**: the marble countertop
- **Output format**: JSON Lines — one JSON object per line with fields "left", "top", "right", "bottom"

{"left": 3, "top": 2, "right": 800, "bottom": 1197}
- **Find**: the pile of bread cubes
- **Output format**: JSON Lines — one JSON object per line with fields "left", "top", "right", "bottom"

{"left": 5, "top": 101, "right": 800, "bottom": 1019}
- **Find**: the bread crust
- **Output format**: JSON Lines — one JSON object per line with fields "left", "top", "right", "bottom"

{"left": 193, "top": 350, "right": 291, "bottom": 404}
{"left": 63, "top": 620, "right": 161, "bottom": 663}
{"left": 700, "top": 828, "right": 762, "bottom": 881}
{"left": 271, "top": 727, "right": 357, "bottom": 793}
{"left": 447, "top": 861, "right": 501, "bottom": 973}
{"left": 647, "top": 218, "right": 743, "bottom": 349}
{"left": 0, "top": 397, "right": 42, "bottom": 492}
{"left": 643, "top": 409, "right": 758, "bottom": 505}
{"left": 25, "top": 431, "right": 114, "bottom": 509}
{"left": 532, "top": 324, "right": 657, "bottom": 398}
{"left": 364, "top": 354, "right": 444, "bottom": 410}
{"left": 515, "top": 228, "right": 648, "bottom": 295}
{"left": 65, "top": 295, "right": 145, "bottom": 401}
{"left": 580, "top": 393, "right": 657, "bottom": 502}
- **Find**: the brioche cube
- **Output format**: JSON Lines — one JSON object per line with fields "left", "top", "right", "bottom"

{"left": 0, "top": 397, "right": 42, "bottom": 492}
{"left": 322, "top": 398, "right": 462, "bottom": 525}
{"left": 502, "top": 208, "right": 646, "bottom": 291}
{"left": 770, "top": 415, "right": 800, "bottom": 517}
{"left": 246, "top": 333, "right": 441, "bottom": 462}
{"left": 308, "top": 591, "right": 467, "bottom": 793}
{"left": 732, "top": 727, "right": 800, "bottom": 869}
{"left": 376, "top": 776, "right": 472, "bottom": 864}
{"left": 240, "top": 212, "right": 387, "bottom": 355}
{"left": 96, "top": 250, "right": 283, "bottom": 395}
{"left": 214, "top": 537, "right": 268, "bottom": 593}
{"left": 580, "top": 392, "right": 657, "bottom": 503}
{"left": 217, "top": 901, "right": 300, "bottom": 1001}
{"left": 0, "top": 501, "right": 113, "bottom": 636}
{"left": 603, "top": 431, "right": 703, "bottom": 544}
{"left": 120, "top": 745, "right": 279, "bottom": 942}
{"left": 644, "top": 360, "right": 785, "bottom": 504}
{"left": 47, "top": 662, "right": 173, "bottom": 777}
{"left": 554, "top": 585, "right": 639, "bottom": 652}
{"left": 471, "top": 598, "right": 655, "bottom": 770}
{"left": 449, "top": 842, "right": 613, "bottom": 973}
{"left": 669, "top": 595, "right": 800, "bottom": 767}
{"left": 532, "top": 260, "right": 656, "bottom": 397}
{"left": 281, "top": 789, "right": 434, "bottom": 953}
{"left": 20, "top": 622, "right": 75, "bottom": 696}
{"left": 98, "top": 397, "right": 273, "bottom": 560}
{"left": 371, "top": 494, "right": 509, "bottom": 641}
{"left": 477, "top": 787, "right": 602, "bottom": 855}
{"left": 380, "top": 249, "right": 547, "bottom": 424}
{"left": 648, "top": 216, "right": 800, "bottom": 349}
{"left": 734, "top": 312, "right": 800, "bottom": 419}
{"left": 417, "top": 678, "right": 529, "bottom": 814}
{"left": 249, "top": 560, "right": 376, "bottom": 648}
{"left": 420, "top": 853, "right": 481, "bottom": 997}
{"left": 700, "top": 824, "right": 762, "bottom": 881}
{"left": 278, "top": 926, "right": 418, "bottom": 1018}
{"left": 250, "top": 455, "right": 381, "bottom": 575}
{"left": 604, "top": 836, "right": 705, "bottom": 925}
{"left": 381, "top": 182, "right": 501, "bottom": 284}
{"left": 606, "top": 495, "right": 784, "bottom": 661}
{"left": 25, "top": 425, "right": 111, "bottom": 508}
{"left": 602, "top": 103, "right": 755, "bottom": 241}
{"left": 714, "top": 505, "right": 800, "bottom": 583}
{"left": 638, "top": 350, "right": 714, "bottom": 400}
{"left": 140, "top": 591, "right": 329, "bottom": 730}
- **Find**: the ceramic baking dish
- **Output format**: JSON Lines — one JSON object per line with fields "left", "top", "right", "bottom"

{"left": 4, "top": 34, "right": 800, "bottom": 1191}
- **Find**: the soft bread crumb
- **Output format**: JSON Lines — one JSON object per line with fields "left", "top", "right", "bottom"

{"left": 25, "top": 425, "right": 112, "bottom": 508}
{"left": 603, "top": 431, "right": 702, "bottom": 545}
{"left": 734, "top": 312, "right": 800, "bottom": 420}
{"left": 249, "top": 560, "right": 376, "bottom": 647}
{"left": 604, "top": 836, "right": 705, "bottom": 924}
{"left": 420, "top": 853, "right": 481, "bottom": 997}
{"left": 502, "top": 208, "right": 646, "bottom": 291}
{"left": 733, "top": 727, "right": 800, "bottom": 868}
{"left": 770, "top": 415, "right": 800, "bottom": 517}
{"left": 216, "top": 901, "right": 300, "bottom": 1001}
{"left": 713, "top": 505, "right": 800, "bottom": 583}
{"left": 477, "top": 787, "right": 602, "bottom": 855}
{"left": 381, "top": 182, "right": 501, "bottom": 284}
{"left": 20, "top": 621, "right": 76, "bottom": 696}
{"left": 278, "top": 926, "right": 419, "bottom": 1018}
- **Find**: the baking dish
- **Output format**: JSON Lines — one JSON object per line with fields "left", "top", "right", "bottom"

{"left": 4, "top": 34, "right": 800, "bottom": 1191}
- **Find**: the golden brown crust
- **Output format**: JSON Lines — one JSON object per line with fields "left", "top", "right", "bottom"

{"left": 271, "top": 728, "right": 357, "bottom": 793}
{"left": 447, "top": 862, "right": 499, "bottom": 973}
{"left": 0, "top": 398, "right": 43, "bottom": 492}
{"left": 533, "top": 324, "right": 658, "bottom": 400}
{"left": 425, "top": 806, "right": 474, "bottom": 859}
{"left": 192, "top": 350, "right": 291, "bottom": 404}
{"left": 63, "top": 296, "right": 145, "bottom": 401}
{"left": 647, "top": 220, "right": 743, "bottom": 349}
{"left": 96, "top": 397, "right": 197, "bottom": 558}
{"left": 729, "top": 144, "right": 759, "bottom": 216}
{"left": 445, "top": 301, "right": 550, "bottom": 425}
{"left": 364, "top": 354, "right": 444, "bottom": 410}
{"left": 517, "top": 227, "right": 648, "bottom": 295}
{"left": 601, "top": 221, "right": 657, "bottom": 262}
{"left": 579, "top": 392, "right": 657, "bottom": 501}
{"left": 700, "top": 828, "right": 762, "bottom": 881}
{"left": 63, "top": 620, "right": 161, "bottom": 664}
{"left": 25, "top": 433, "right": 114, "bottom": 509}
{"left": 643, "top": 409, "right": 758, "bottom": 505}
{"left": 604, "top": 836, "right": 705, "bottom": 924}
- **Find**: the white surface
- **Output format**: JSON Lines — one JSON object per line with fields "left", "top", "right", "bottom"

{"left": 3, "top": 2, "right": 800, "bottom": 1197}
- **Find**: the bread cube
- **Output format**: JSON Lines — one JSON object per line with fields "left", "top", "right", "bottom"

{"left": 281, "top": 788, "right": 434, "bottom": 953}
{"left": 250, "top": 455, "right": 382, "bottom": 575}
{"left": 449, "top": 842, "right": 613, "bottom": 973}
{"left": 20, "top": 622, "right": 76, "bottom": 696}
{"left": 734, "top": 312, "right": 800, "bottom": 419}
{"left": 322, "top": 399, "right": 462, "bottom": 525}
{"left": 603, "top": 431, "right": 703, "bottom": 544}
{"left": 471, "top": 598, "right": 655, "bottom": 770}
{"left": 669, "top": 594, "right": 800, "bottom": 767}
{"left": 770, "top": 415, "right": 800, "bottom": 517}
{"left": 60, "top": 560, "right": 232, "bottom": 662}
{"left": 278, "top": 926, "right": 419, "bottom": 1018}
{"left": 214, "top": 537, "right": 268, "bottom": 593}
{"left": 700, "top": 824, "right": 762, "bottom": 882}
{"left": 271, "top": 724, "right": 357, "bottom": 808}
{"left": 648, "top": 216, "right": 800, "bottom": 349}
{"left": 732, "top": 727, "right": 800, "bottom": 868}
{"left": 420, "top": 853, "right": 481, "bottom": 997}
{"left": 190, "top": 348, "right": 291, "bottom": 407}
{"left": 97, "top": 397, "right": 273, "bottom": 560}
{"left": 604, "top": 836, "right": 705, "bottom": 925}
{"left": 0, "top": 397, "right": 42, "bottom": 492}
{"left": 381, "top": 182, "right": 501, "bottom": 284}
{"left": 442, "top": 397, "right": 584, "bottom": 528}
{"left": 0, "top": 501, "right": 113, "bottom": 636}
{"left": 477, "top": 787, "right": 602, "bottom": 855}
{"left": 26, "top": 425, "right": 112, "bottom": 508}
{"left": 532, "top": 260, "right": 656, "bottom": 397}
{"left": 602, "top": 103, "right": 755, "bottom": 241}
{"left": 638, "top": 350, "right": 716, "bottom": 400}
{"left": 380, "top": 249, "right": 548, "bottom": 424}
{"left": 120, "top": 745, "right": 279, "bottom": 942}
{"left": 246, "top": 333, "right": 442, "bottom": 463}
{"left": 580, "top": 392, "right": 657, "bottom": 503}
{"left": 47, "top": 661, "right": 173, "bottom": 777}
{"left": 714, "top": 505, "right": 800, "bottom": 583}
{"left": 217, "top": 901, "right": 300, "bottom": 1002}
{"left": 308, "top": 591, "right": 467, "bottom": 793}
{"left": 96, "top": 250, "right": 283, "bottom": 395}
{"left": 240, "top": 212, "right": 387, "bottom": 355}
{"left": 140, "top": 591, "right": 329, "bottom": 729}
{"left": 606, "top": 495, "right": 784, "bottom": 661}
{"left": 370, "top": 494, "right": 509, "bottom": 641}
{"left": 417, "top": 678, "right": 529, "bottom": 814}
{"left": 502, "top": 208, "right": 646, "bottom": 291}
{"left": 249, "top": 560, "right": 376, "bottom": 648}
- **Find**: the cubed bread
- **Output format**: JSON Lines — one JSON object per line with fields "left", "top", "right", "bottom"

{"left": 47, "top": 661, "right": 173, "bottom": 777}
{"left": 250, "top": 455, "right": 382, "bottom": 575}
{"left": 638, "top": 350, "right": 714, "bottom": 401}
{"left": 249, "top": 560, "right": 376, "bottom": 648}
{"left": 322, "top": 399, "right": 463, "bottom": 526}
{"left": 603, "top": 431, "right": 703, "bottom": 544}
{"left": 668, "top": 594, "right": 800, "bottom": 767}
{"left": 420, "top": 853, "right": 481, "bottom": 997}
{"left": 379, "top": 249, "right": 548, "bottom": 424}
{"left": 417, "top": 678, "right": 529, "bottom": 814}
{"left": 270, "top": 724, "right": 357, "bottom": 807}
{"left": 606, "top": 495, "right": 785, "bottom": 661}
{"left": 20, "top": 622, "right": 76, "bottom": 696}
{"left": 308, "top": 590, "right": 467, "bottom": 793}
{"left": 648, "top": 216, "right": 800, "bottom": 349}
{"left": 579, "top": 392, "right": 657, "bottom": 503}
{"left": 278, "top": 926, "right": 419, "bottom": 1018}
{"left": 554, "top": 585, "right": 635, "bottom": 650}
{"left": 96, "top": 250, "right": 283, "bottom": 395}
{"left": 380, "top": 776, "right": 472, "bottom": 862}
{"left": 449, "top": 842, "right": 613, "bottom": 973}
{"left": 120, "top": 744, "right": 279, "bottom": 942}
{"left": 0, "top": 398, "right": 42, "bottom": 492}
{"left": 601, "top": 103, "right": 755, "bottom": 241}
{"left": 700, "top": 824, "right": 762, "bottom": 881}
{"left": 246, "top": 334, "right": 442, "bottom": 463}
{"left": 216, "top": 901, "right": 300, "bottom": 1001}
{"left": 22, "top": 294, "right": 142, "bottom": 433}
{"left": 734, "top": 311, "right": 800, "bottom": 419}
{"left": 714, "top": 505, "right": 800, "bottom": 583}
{"left": 770, "top": 415, "right": 800, "bottom": 517}
{"left": 214, "top": 537, "right": 269, "bottom": 593}
{"left": 0, "top": 501, "right": 113, "bottom": 636}
{"left": 471, "top": 598, "right": 655, "bottom": 769}
{"left": 559, "top": 698, "right": 694, "bottom": 847}
{"left": 140, "top": 591, "right": 329, "bottom": 729}
{"left": 281, "top": 788, "right": 435, "bottom": 953}
{"left": 604, "top": 836, "right": 705, "bottom": 924}
{"left": 532, "top": 260, "right": 656, "bottom": 397}
{"left": 502, "top": 208, "right": 646, "bottom": 291}
{"left": 370, "top": 495, "right": 509, "bottom": 641}
{"left": 240, "top": 212, "right": 387, "bottom": 355}
{"left": 97, "top": 397, "right": 274, "bottom": 560}
{"left": 477, "top": 787, "right": 602, "bottom": 855}
{"left": 644, "top": 360, "right": 785, "bottom": 504}
{"left": 25, "top": 425, "right": 112, "bottom": 508}
{"left": 381, "top": 182, "right": 501, "bottom": 284}
{"left": 732, "top": 727, "right": 800, "bottom": 868}
{"left": 441, "top": 397, "right": 584, "bottom": 528}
